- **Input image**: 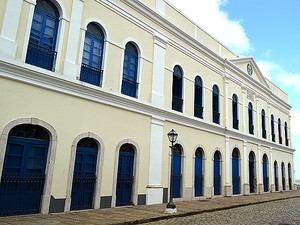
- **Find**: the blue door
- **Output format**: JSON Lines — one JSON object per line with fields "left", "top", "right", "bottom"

{"left": 281, "top": 163, "right": 285, "bottom": 191}
{"left": 214, "top": 152, "right": 221, "bottom": 195}
{"left": 0, "top": 137, "right": 49, "bottom": 216}
{"left": 288, "top": 165, "right": 292, "bottom": 190}
{"left": 274, "top": 163, "right": 279, "bottom": 191}
{"left": 26, "top": 0, "right": 59, "bottom": 71}
{"left": 249, "top": 159, "right": 255, "bottom": 193}
{"left": 232, "top": 152, "right": 240, "bottom": 195}
{"left": 263, "top": 159, "right": 269, "bottom": 192}
{"left": 71, "top": 147, "right": 97, "bottom": 210}
{"left": 194, "top": 150, "right": 203, "bottom": 196}
{"left": 172, "top": 147, "right": 182, "bottom": 198}
{"left": 116, "top": 149, "right": 134, "bottom": 206}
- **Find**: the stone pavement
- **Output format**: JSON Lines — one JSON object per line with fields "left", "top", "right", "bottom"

{"left": 0, "top": 191, "right": 299, "bottom": 225}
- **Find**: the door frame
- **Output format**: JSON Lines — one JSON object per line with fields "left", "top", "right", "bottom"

{"left": 65, "top": 132, "right": 104, "bottom": 211}
{"left": 0, "top": 118, "right": 57, "bottom": 214}
{"left": 112, "top": 139, "right": 140, "bottom": 207}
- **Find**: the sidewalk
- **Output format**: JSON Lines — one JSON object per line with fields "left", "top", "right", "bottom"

{"left": 1, "top": 191, "right": 300, "bottom": 225}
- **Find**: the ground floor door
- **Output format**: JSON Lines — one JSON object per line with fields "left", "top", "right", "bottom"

{"left": 249, "top": 160, "right": 255, "bottom": 193}
{"left": 214, "top": 152, "right": 221, "bottom": 195}
{"left": 263, "top": 161, "right": 269, "bottom": 192}
{"left": 232, "top": 151, "right": 240, "bottom": 195}
{"left": 274, "top": 163, "right": 279, "bottom": 191}
{"left": 116, "top": 146, "right": 134, "bottom": 206}
{"left": 172, "top": 147, "right": 182, "bottom": 198}
{"left": 0, "top": 136, "right": 49, "bottom": 216}
{"left": 194, "top": 151, "right": 203, "bottom": 197}
{"left": 71, "top": 146, "right": 97, "bottom": 210}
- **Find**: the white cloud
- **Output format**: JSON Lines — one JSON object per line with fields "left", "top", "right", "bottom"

{"left": 168, "top": 0, "right": 251, "bottom": 55}
{"left": 291, "top": 109, "right": 300, "bottom": 135}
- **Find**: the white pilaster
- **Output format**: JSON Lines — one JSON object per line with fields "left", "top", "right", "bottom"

{"left": 0, "top": 0, "right": 23, "bottom": 58}
{"left": 63, "top": 0, "right": 84, "bottom": 79}
{"left": 242, "top": 87, "right": 246, "bottom": 133}
{"left": 156, "top": 0, "right": 165, "bottom": 16}
{"left": 225, "top": 136, "right": 232, "bottom": 196}
{"left": 256, "top": 96, "right": 260, "bottom": 137}
{"left": 224, "top": 77, "right": 229, "bottom": 128}
{"left": 146, "top": 117, "right": 164, "bottom": 205}
{"left": 151, "top": 33, "right": 167, "bottom": 107}
{"left": 243, "top": 141, "right": 249, "bottom": 195}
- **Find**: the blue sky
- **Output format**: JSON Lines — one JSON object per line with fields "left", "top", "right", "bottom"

{"left": 170, "top": 0, "right": 300, "bottom": 179}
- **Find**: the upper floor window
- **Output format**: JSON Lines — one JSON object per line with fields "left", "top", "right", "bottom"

{"left": 26, "top": 0, "right": 59, "bottom": 71}
{"left": 80, "top": 23, "right": 104, "bottom": 86}
{"left": 271, "top": 114, "right": 275, "bottom": 142}
{"left": 284, "top": 121, "right": 289, "bottom": 146}
{"left": 248, "top": 102, "right": 254, "bottom": 135}
{"left": 194, "top": 76, "right": 203, "bottom": 118}
{"left": 278, "top": 118, "right": 282, "bottom": 144}
{"left": 261, "top": 109, "right": 266, "bottom": 139}
{"left": 232, "top": 94, "right": 239, "bottom": 130}
{"left": 212, "top": 85, "right": 220, "bottom": 124}
{"left": 172, "top": 65, "right": 183, "bottom": 112}
{"left": 121, "top": 42, "right": 139, "bottom": 98}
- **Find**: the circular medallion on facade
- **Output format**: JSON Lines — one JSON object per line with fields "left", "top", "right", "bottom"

{"left": 247, "top": 63, "right": 253, "bottom": 75}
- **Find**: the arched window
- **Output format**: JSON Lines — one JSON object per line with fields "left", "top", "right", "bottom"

{"left": 194, "top": 76, "right": 203, "bottom": 118}
{"left": 284, "top": 122, "right": 289, "bottom": 146}
{"left": 262, "top": 154, "right": 269, "bottom": 192}
{"left": 271, "top": 115, "right": 275, "bottom": 142}
{"left": 121, "top": 42, "right": 139, "bottom": 98}
{"left": 248, "top": 102, "right": 254, "bottom": 135}
{"left": 172, "top": 65, "right": 183, "bottom": 112}
{"left": 80, "top": 23, "right": 105, "bottom": 86}
{"left": 278, "top": 118, "right": 282, "bottom": 144}
{"left": 232, "top": 148, "right": 240, "bottom": 195}
{"left": 261, "top": 109, "right": 266, "bottom": 139}
{"left": 232, "top": 94, "right": 239, "bottom": 129}
{"left": 281, "top": 162, "right": 285, "bottom": 191}
{"left": 212, "top": 85, "right": 220, "bottom": 124}
{"left": 26, "top": 0, "right": 59, "bottom": 71}
{"left": 194, "top": 147, "right": 204, "bottom": 196}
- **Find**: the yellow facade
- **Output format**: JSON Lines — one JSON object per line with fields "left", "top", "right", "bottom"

{"left": 0, "top": 0, "right": 295, "bottom": 215}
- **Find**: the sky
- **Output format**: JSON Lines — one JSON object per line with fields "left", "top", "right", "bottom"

{"left": 170, "top": 0, "right": 300, "bottom": 180}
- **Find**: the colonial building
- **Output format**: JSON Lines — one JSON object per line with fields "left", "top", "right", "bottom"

{"left": 0, "top": 0, "right": 296, "bottom": 216}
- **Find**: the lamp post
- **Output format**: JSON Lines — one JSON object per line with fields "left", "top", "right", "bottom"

{"left": 165, "top": 129, "right": 178, "bottom": 214}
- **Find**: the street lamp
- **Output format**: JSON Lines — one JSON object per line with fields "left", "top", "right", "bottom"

{"left": 165, "top": 129, "right": 178, "bottom": 214}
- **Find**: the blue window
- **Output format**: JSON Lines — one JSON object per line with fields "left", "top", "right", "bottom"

{"left": 212, "top": 85, "right": 220, "bottom": 124}
{"left": 248, "top": 102, "right": 254, "bottom": 134}
{"left": 271, "top": 115, "right": 275, "bottom": 142}
{"left": 232, "top": 94, "right": 239, "bottom": 129}
{"left": 284, "top": 122, "right": 289, "bottom": 146}
{"left": 172, "top": 65, "right": 183, "bottom": 112}
{"left": 278, "top": 118, "right": 282, "bottom": 144}
{"left": 194, "top": 76, "right": 203, "bottom": 118}
{"left": 121, "top": 42, "right": 139, "bottom": 98}
{"left": 80, "top": 23, "right": 104, "bottom": 86}
{"left": 26, "top": 0, "right": 59, "bottom": 71}
{"left": 261, "top": 109, "right": 266, "bottom": 139}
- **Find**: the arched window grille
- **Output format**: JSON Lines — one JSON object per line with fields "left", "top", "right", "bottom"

{"left": 212, "top": 85, "right": 220, "bottom": 124}
{"left": 172, "top": 65, "right": 183, "bottom": 112}
{"left": 194, "top": 76, "right": 203, "bottom": 118}
{"left": 232, "top": 94, "right": 239, "bottom": 129}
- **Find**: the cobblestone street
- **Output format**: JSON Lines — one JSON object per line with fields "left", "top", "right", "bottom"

{"left": 144, "top": 198, "right": 300, "bottom": 225}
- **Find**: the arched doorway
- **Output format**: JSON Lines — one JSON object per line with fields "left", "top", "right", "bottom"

{"left": 262, "top": 154, "right": 269, "bottom": 192}
{"left": 288, "top": 163, "right": 292, "bottom": 190}
{"left": 249, "top": 151, "right": 256, "bottom": 193}
{"left": 281, "top": 162, "right": 285, "bottom": 191}
{"left": 194, "top": 147, "right": 204, "bottom": 197}
{"left": 274, "top": 161, "right": 279, "bottom": 191}
{"left": 0, "top": 124, "right": 50, "bottom": 216}
{"left": 214, "top": 151, "right": 221, "bottom": 195}
{"left": 116, "top": 144, "right": 135, "bottom": 206}
{"left": 172, "top": 144, "right": 182, "bottom": 198}
{"left": 70, "top": 138, "right": 98, "bottom": 210}
{"left": 232, "top": 148, "right": 240, "bottom": 195}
